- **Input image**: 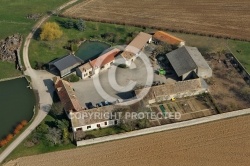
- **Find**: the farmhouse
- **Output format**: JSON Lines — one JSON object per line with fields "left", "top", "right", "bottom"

{"left": 76, "top": 48, "right": 120, "bottom": 79}
{"left": 49, "top": 55, "right": 83, "bottom": 77}
{"left": 53, "top": 77, "right": 84, "bottom": 113}
{"left": 166, "top": 46, "right": 212, "bottom": 80}
{"left": 135, "top": 78, "right": 208, "bottom": 105}
{"left": 54, "top": 77, "right": 123, "bottom": 132}
{"left": 153, "top": 31, "right": 185, "bottom": 47}
{"left": 121, "top": 32, "right": 152, "bottom": 66}
{"left": 70, "top": 105, "right": 129, "bottom": 132}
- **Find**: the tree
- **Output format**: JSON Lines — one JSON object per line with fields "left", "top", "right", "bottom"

{"left": 64, "top": 19, "right": 74, "bottom": 29}
{"left": 21, "top": 120, "right": 28, "bottom": 126}
{"left": 0, "top": 139, "right": 8, "bottom": 147}
{"left": 62, "top": 128, "right": 69, "bottom": 144}
{"left": 36, "top": 122, "right": 48, "bottom": 134}
{"left": 154, "top": 43, "right": 172, "bottom": 57}
{"left": 6, "top": 134, "right": 13, "bottom": 142}
{"left": 75, "top": 19, "right": 85, "bottom": 31}
{"left": 50, "top": 102, "right": 63, "bottom": 117}
{"left": 75, "top": 130, "right": 86, "bottom": 141}
{"left": 45, "top": 127, "right": 62, "bottom": 145}
{"left": 40, "top": 22, "right": 63, "bottom": 41}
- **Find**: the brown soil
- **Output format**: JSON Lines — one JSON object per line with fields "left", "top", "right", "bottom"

{"left": 5, "top": 115, "right": 250, "bottom": 166}
{"left": 62, "top": 0, "right": 250, "bottom": 40}
{"left": 207, "top": 53, "right": 250, "bottom": 112}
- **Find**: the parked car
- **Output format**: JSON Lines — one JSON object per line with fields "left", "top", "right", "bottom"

{"left": 85, "top": 102, "right": 94, "bottom": 109}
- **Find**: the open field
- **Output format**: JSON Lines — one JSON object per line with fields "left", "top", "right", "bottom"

{"left": 0, "top": 0, "right": 69, "bottom": 79}
{"left": 4, "top": 115, "right": 250, "bottom": 166}
{"left": 0, "top": 0, "right": 69, "bottom": 39}
{"left": 63, "top": 0, "right": 250, "bottom": 41}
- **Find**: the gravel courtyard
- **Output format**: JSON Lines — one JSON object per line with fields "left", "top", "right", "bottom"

{"left": 71, "top": 57, "right": 176, "bottom": 107}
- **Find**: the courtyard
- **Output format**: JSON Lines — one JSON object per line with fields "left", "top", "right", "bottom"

{"left": 71, "top": 56, "right": 176, "bottom": 107}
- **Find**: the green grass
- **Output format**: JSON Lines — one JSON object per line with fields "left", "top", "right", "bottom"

{"left": 0, "top": 62, "right": 22, "bottom": 79}
{"left": 0, "top": 0, "right": 70, "bottom": 79}
{"left": 228, "top": 40, "right": 250, "bottom": 73}
{"left": 170, "top": 32, "right": 228, "bottom": 54}
{"left": 28, "top": 16, "right": 144, "bottom": 68}
{"left": 3, "top": 115, "right": 76, "bottom": 163}
{"left": 0, "top": 0, "right": 69, "bottom": 39}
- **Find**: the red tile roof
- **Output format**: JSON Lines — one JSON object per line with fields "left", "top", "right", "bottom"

{"left": 90, "top": 48, "right": 120, "bottom": 68}
{"left": 54, "top": 77, "right": 83, "bottom": 113}
{"left": 153, "top": 31, "right": 184, "bottom": 45}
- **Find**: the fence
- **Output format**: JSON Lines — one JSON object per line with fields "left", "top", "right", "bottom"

{"left": 225, "top": 52, "right": 250, "bottom": 85}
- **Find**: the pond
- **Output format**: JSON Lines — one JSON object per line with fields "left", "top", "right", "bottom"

{"left": 76, "top": 41, "right": 110, "bottom": 62}
{"left": 0, "top": 78, "right": 35, "bottom": 140}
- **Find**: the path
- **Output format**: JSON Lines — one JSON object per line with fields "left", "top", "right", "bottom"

{"left": 0, "top": 0, "right": 79, "bottom": 163}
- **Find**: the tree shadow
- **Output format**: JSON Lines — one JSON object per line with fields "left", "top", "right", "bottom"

{"left": 33, "top": 28, "right": 42, "bottom": 40}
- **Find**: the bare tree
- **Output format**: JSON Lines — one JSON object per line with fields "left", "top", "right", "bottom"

{"left": 45, "top": 127, "right": 62, "bottom": 145}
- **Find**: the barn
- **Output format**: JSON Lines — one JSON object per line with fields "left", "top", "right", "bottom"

{"left": 49, "top": 55, "right": 83, "bottom": 77}
{"left": 166, "top": 46, "right": 212, "bottom": 80}
{"left": 121, "top": 32, "right": 152, "bottom": 66}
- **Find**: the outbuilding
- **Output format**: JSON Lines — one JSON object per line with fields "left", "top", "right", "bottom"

{"left": 166, "top": 46, "right": 212, "bottom": 80}
{"left": 49, "top": 55, "right": 83, "bottom": 77}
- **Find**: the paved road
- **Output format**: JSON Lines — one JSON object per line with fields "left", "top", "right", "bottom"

{"left": 0, "top": 0, "right": 79, "bottom": 163}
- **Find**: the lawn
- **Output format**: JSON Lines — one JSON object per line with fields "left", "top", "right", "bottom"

{"left": 0, "top": 0, "right": 71, "bottom": 79}
{"left": 28, "top": 16, "right": 144, "bottom": 68}
{"left": 3, "top": 114, "right": 76, "bottom": 163}
{"left": 0, "top": 61, "right": 22, "bottom": 80}
{"left": 227, "top": 40, "right": 250, "bottom": 73}
{"left": 0, "top": 0, "right": 69, "bottom": 39}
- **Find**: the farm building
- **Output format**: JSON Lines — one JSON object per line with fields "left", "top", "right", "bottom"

{"left": 76, "top": 48, "right": 120, "bottom": 79}
{"left": 166, "top": 46, "right": 212, "bottom": 80}
{"left": 49, "top": 55, "right": 83, "bottom": 77}
{"left": 121, "top": 32, "right": 152, "bottom": 66}
{"left": 153, "top": 31, "right": 185, "bottom": 47}
{"left": 135, "top": 78, "right": 208, "bottom": 105}
{"left": 70, "top": 105, "right": 128, "bottom": 132}
{"left": 54, "top": 77, "right": 123, "bottom": 132}
{"left": 53, "top": 77, "right": 83, "bottom": 114}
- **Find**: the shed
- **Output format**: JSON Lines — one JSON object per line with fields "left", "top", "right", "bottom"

{"left": 49, "top": 55, "right": 83, "bottom": 77}
{"left": 166, "top": 46, "right": 212, "bottom": 80}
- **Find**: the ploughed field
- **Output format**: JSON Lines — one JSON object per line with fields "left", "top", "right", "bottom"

{"left": 62, "top": 0, "right": 250, "bottom": 41}
{"left": 5, "top": 115, "right": 250, "bottom": 166}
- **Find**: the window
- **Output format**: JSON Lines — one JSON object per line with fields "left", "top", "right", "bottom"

{"left": 76, "top": 128, "right": 82, "bottom": 131}
{"left": 97, "top": 124, "right": 101, "bottom": 128}
{"left": 87, "top": 126, "right": 91, "bottom": 129}
{"left": 104, "top": 122, "right": 108, "bottom": 125}
{"left": 114, "top": 120, "right": 118, "bottom": 125}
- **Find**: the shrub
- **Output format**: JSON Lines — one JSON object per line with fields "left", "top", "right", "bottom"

{"left": 6, "top": 134, "right": 13, "bottom": 142}
{"left": 63, "top": 74, "right": 80, "bottom": 82}
{"left": 40, "top": 22, "right": 63, "bottom": 41}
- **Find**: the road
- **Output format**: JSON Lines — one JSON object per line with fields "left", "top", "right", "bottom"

{"left": 0, "top": 0, "right": 79, "bottom": 163}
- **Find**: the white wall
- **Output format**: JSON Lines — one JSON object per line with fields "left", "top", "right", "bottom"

{"left": 73, "top": 119, "right": 118, "bottom": 132}
{"left": 197, "top": 67, "right": 212, "bottom": 79}
{"left": 76, "top": 68, "right": 93, "bottom": 79}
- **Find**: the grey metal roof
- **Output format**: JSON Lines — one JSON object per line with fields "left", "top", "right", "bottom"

{"left": 186, "top": 47, "right": 211, "bottom": 71}
{"left": 52, "top": 55, "right": 83, "bottom": 71}
{"left": 166, "top": 46, "right": 197, "bottom": 76}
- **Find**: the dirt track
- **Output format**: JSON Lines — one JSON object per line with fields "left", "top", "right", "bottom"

{"left": 5, "top": 115, "right": 250, "bottom": 166}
